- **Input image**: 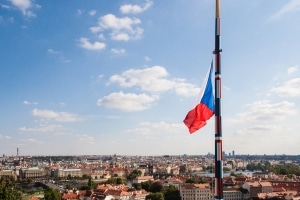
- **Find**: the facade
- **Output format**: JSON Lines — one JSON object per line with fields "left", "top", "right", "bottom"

{"left": 180, "top": 183, "right": 213, "bottom": 200}
{"left": 223, "top": 188, "right": 250, "bottom": 200}
{"left": 0, "top": 169, "right": 17, "bottom": 180}
{"left": 19, "top": 167, "right": 45, "bottom": 179}
{"left": 132, "top": 176, "right": 154, "bottom": 184}
{"left": 243, "top": 181, "right": 273, "bottom": 198}
{"left": 54, "top": 168, "right": 82, "bottom": 178}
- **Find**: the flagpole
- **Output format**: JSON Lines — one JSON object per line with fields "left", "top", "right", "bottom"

{"left": 213, "top": 0, "right": 223, "bottom": 199}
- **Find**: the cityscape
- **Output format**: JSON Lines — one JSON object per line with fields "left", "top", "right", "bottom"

{"left": 1, "top": 0, "right": 300, "bottom": 199}
{"left": 1, "top": 149, "right": 300, "bottom": 199}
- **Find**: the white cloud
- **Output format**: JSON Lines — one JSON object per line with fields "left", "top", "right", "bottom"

{"left": 31, "top": 109, "right": 82, "bottom": 122}
{"left": 9, "top": 0, "right": 36, "bottom": 17}
{"left": 22, "top": 138, "right": 44, "bottom": 144}
{"left": 79, "top": 37, "right": 106, "bottom": 50}
{"left": 77, "top": 9, "right": 82, "bottom": 16}
{"left": 77, "top": 134, "right": 95, "bottom": 144}
{"left": 269, "top": 0, "right": 300, "bottom": 21}
{"left": 97, "top": 91, "right": 159, "bottom": 112}
{"left": 271, "top": 78, "right": 300, "bottom": 97}
{"left": 23, "top": 100, "right": 37, "bottom": 105}
{"left": 89, "top": 10, "right": 96, "bottom": 16}
{"left": 120, "top": 0, "right": 153, "bottom": 14}
{"left": 1, "top": 4, "right": 12, "bottom": 9}
{"left": 90, "top": 14, "right": 143, "bottom": 41}
{"left": 237, "top": 100, "right": 296, "bottom": 122}
{"left": 287, "top": 65, "right": 298, "bottom": 74}
{"left": 139, "top": 121, "right": 185, "bottom": 133}
{"left": 19, "top": 124, "right": 64, "bottom": 133}
{"left": 47, "top": 48, "right": 71, "bottom": 63}
{"left": 0, "top": 135, "right": 12, "bottom": 140}
{"left": 111, "top": 48, "right": 126, "bottom": 55}
{"left": 107, "top": 66, "right": 200, "bottom": 96}
{"left": 144, "top": 56, "right": 151, "bottom": 62}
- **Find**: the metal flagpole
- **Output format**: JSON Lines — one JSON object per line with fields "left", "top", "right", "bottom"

{"left": 213, "top": 0, "right": 223, "bottom": 199}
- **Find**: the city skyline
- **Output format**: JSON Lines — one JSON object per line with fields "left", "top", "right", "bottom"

{"left": 1, "top": 0, "right": 300, "bottom": 156}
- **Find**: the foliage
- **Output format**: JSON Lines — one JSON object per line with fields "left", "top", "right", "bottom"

{"left": 132, "top": 183, "right": 142, "bottom": 190}
{"left": 185, "top": 178, "right": 208, "bottom": 184}
{"left": 106, "top": 177, "right": 124, "bottom": 185}
{"left": 247, "top": 162, "right": 300, "bottom": 176}
{"left": 127, "top": 169, "right": 142, "bottom": 180}
{"left": 44, "top": 188, "right": 61, "bottom": 200}
{"left": 141, "top": 180, "right": 153, "bottom": 191}
{"left": 164, "top": 185, "right": 181, "bottom": 200}
{"left": 223, "top": 167, "right": 231, "bottom": 172}
{"left": 268, "top": 164, "right": 300, "bottom": 176}
{"left": 0, "top": 177, "right": 22, "bottom": 200}
{"left": 145, "top": 192, "right": 164, "bottom": 200}
{"left": 246, "top": 161, "right": 271, "bottom": 172}
{"left": 150, "top": 181, "right": 163, "bottom": 193}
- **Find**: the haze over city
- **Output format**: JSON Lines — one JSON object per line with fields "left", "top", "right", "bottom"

{"left": 1, "top": 0, "right": 300, "bottom": 156}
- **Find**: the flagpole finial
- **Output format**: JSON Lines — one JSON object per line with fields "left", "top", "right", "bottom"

{"left": 216, "top": 0, "right": 220, "bottom": 18}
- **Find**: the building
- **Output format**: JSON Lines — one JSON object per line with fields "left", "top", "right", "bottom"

{"left": 132, "top": 176, "right": 154, "bottom": 184}
{"left": 19, "top": 167, "right": 46, "bottom": 179}
{"left": 0, "top": 169, "right": 17, "bottom": 180}
{"left": 243, "top": 181, "right": 272, "bottom": 198}
{"left": 179, "top": 183, "right": 213, "bottom": 200}
{"left": 223, "top": 187, "right": 250, "bottom": 200}
{"left": 53, "top": 168, "right": 82, "bottom": 178}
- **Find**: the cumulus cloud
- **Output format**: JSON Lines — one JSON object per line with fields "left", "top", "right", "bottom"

{"left": 271, "top": 78, "right": 300, "bottom": 97}
{"left": 287, "top": 65, "right": 298, "bottom": 74}
{"left": 89, "top": 10, "right": 96, "bottom": 16}
{"left": 269, "top": 0, "right": 300, "bottom": 21}
{"left": 144, "top": 56, "right": 151, "bottom": 62}
{"left": 21, "top": 138, "right": 44, "bottom": 144}
{"left": 0, "top": 135, "right": 12, "bottom": 140}
{"left": 47, "top": 48, "right": 71, "bottom": 63}
{"left": 107, "top": 66, "right": 200, "bottom": 96}
{"left": 31, "top": 109, "right": 82, "bottom": 122}
{"left": 23, "top": 100, "right": 37, "bottom": 105}
{"left": 111, "top": 48, "right": 126, "bottom": 55}
{"left": 139, "top": 121, "right": 185, "bottom": 132}
{"left": 97, "top": 91, "right": 158, "bottom": 112}
{"left": 77, "top": 134, "right": 95, "bottom": 144}
{"left": 79, "top": 37, "right": 106, "bottom": 50}
{"left": 9, "top": 0, "right": 37, "bottom": 17}
{"left": 243, "top": 125, "right": 281, "bottom": 132}
{"left": 120, "top": 0, "right": 153, "bottom": 14}
{"left": 237, "top": 100, "right": 296, "bottom": 122}
{"left": 19, "top": 124, "right": 64, "bottom": 133}
{"left": 90, "top": 14, "right": 143, "bottom": 41}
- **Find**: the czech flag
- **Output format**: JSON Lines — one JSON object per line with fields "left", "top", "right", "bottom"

{"left": 183, "top": 62, "right": 214, "bottom": 134}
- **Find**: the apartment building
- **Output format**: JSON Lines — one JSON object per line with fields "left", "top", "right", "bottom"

{"left": 243, "top": 181, "right": 272, "bottom": 198}
{"left": 223, "top": 187, "right": 250, "bottom": 200}
{"left": 180, "top": 183, "right": 213, "bottom": 200}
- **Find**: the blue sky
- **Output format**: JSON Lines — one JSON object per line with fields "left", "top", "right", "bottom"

{"left": 1, "top": 0, "right": 300, "bottom": 156}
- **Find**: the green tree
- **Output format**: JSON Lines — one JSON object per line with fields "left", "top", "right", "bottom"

{"left": 146, "top": 192, "right": 164, "bottom": 200}
{"left": 44, "top": 188, "right": 61, "bottom": 200}
{"left": 132, "top": 183, "right": 142, "bottom": 190}
{"left": 164, "top": 185, "right": 181, "bottom": 200}
{"left": 0, "top": 177, "right": 22, "bottom": 200}
{"left": 127, "top": 169, "right": 142, "bottom": 180}
{"left": 150, "top": 182, "right": 163, "bottom": 193}
{"left": 223, "top": 167, "right": 231, "bottom": 172}
{"left": 185, "top": 178, "right": 196, "bottom": 183}
{"left": 141, "top": 180, "right": 153, "bottom": 191}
